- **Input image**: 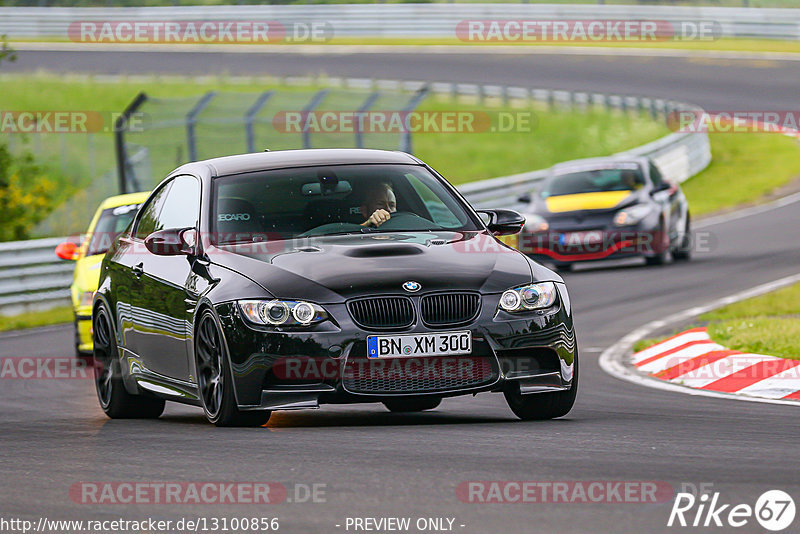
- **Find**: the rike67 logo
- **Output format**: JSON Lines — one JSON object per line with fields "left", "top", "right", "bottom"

{"left": 668, "top": 489, "right": 795, "bottom": 531}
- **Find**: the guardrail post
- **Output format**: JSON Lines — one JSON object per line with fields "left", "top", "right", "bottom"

{"left": 245, "top": 90, "right": 273, "bottom": 153}
{"left": 186, "top": 91, "right": 217, "bottom": 162}
{"left": 302, "top": 89, "right": 330, "bottom": 149}
{"left": 114, "top": 91, "right": 148, "bottom": 194}
{"left": 354, "top": 91, "right": 381, "bottom": 149}
{"left": 400, "top": 84, "right": 429, "bottom": 154}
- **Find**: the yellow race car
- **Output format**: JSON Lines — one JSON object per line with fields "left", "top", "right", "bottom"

{"left": 55, "top": 192, "right": 150, "bottom": 357}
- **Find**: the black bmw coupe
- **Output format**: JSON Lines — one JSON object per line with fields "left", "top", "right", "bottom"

{"left": 93, "top": 149, "right": 578, "bottom": 426}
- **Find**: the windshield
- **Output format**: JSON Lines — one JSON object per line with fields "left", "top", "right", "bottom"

{"left": 86, "top": 203, "right": 141, "bottom": 256}
{"left": 542, "top": 164, "right": 645, "bottom": 197}
{"left": 211, "top": 164, "right": 481, "bottom": 244}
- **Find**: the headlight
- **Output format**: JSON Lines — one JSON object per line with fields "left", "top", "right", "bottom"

{"left": 79, "top": 291, "right": 94, "bottom": 307}
{"left": 237, "top": 299, "right": 328, "bottom": 326}
{"left": 523, "top": 214, "right": 549, "bottom": 233}
{"left": 613, "top": 204, "right": 653, "bottom": 226}
{"left": 499, "top": 282, "right": 557, "bottom": 312}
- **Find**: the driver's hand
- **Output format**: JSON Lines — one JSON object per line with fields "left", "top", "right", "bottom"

{"left": 361, "top": 209, "right": 391, "bottom": 227}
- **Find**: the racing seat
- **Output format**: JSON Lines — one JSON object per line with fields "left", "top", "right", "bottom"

{"left": 217, "top": 197, "right": 264, "bottom": 243}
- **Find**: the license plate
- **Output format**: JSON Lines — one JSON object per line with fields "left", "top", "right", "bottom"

{"left": 559, "top": 230, "right": 604, "bottom": 247}
{"left": 367, "top": 331, "right": 472, "bottom": 359}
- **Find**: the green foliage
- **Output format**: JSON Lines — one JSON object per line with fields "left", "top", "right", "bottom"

{"left": 0, "top": 35, "right": 16, "bottom": 66}
{"left": 0, "top": 143, "right": 58, "bottom": 241}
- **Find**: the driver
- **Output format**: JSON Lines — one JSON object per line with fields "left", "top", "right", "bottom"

{"left": 620, "top": 169, "right": 642, "bottom": 190}
{"left": 360, "top": 181, "right": 397, "bottom": 227}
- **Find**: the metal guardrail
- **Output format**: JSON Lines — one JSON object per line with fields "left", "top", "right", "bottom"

{"left": 0, "top": 78, "right": 711, "bottom": 316}
{"left": 0, "top": 237, "right": 73, "bottom": 316}
{"left": 1, "top": 5, "right": 799, "bottom": 40}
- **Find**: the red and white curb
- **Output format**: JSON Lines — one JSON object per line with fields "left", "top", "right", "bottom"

{"left": 633, "top": 328, "right": 800, "bottom": 401}
{"left": 599, "top": 270, "right": 800, "bottom": 407}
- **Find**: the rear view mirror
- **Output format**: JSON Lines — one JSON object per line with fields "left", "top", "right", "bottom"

{"left": 301, "top": 180, "right": 352, "bottom": 196}
{"left": 55, "top": 241, "right": 79, "bottom": 260}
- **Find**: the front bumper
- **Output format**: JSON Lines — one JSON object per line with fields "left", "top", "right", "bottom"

{"left": 515, "top": 226, "right": 668, "bottom": 264}
{"left": 75, "top": 309, "right": 93, "bottom": 353}
{"left": 214, "top": 287, "right": 576, "bottom": 411}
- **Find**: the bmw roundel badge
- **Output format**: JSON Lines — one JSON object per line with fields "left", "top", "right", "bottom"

{"left": 402, "top": 281, "right": 421, "bottom": 292}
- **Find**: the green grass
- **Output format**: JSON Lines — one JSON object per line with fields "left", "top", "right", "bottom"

{"left": 701, "top": 283, "right": 800, "bottom": 321}
{"left": 414, "top": 98, "right": 666, "bottom": 184}
{"left": 681, "top": 133, "right": 800, "bottom": 216}
{"left": 635, "top": 282, "right": 800, "bottom": 360}
{"left": 0, "top": 72, "right": 668, "bottom": 186}
{"left": 706, "top": 318, "right": 800, "bottom": 361}
{"left": 0, "top": 306, "right": 73, "bottom": 332}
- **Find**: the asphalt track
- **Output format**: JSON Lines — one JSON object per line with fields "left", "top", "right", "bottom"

{"left": 2, "top": 46, "right": 800, "bottom": 534}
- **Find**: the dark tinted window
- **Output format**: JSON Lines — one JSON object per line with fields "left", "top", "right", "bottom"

{"left": 543, "top": 164, "right": 645, "bottom": 197}
{"left": 157, "top": 175, "right": 201, "bottom": 230}
{"left": 211, "top": 164, "right": 479, "bottom": 243}
{"left": 86, "top": 203, "right": 141, "bottom": 256}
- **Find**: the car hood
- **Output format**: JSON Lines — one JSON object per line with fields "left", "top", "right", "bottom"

{"left": 211, "top": 231, "right": 556, "bottom": 303}
{"left": 535, "top": 189, "right": 644, "bottom": 215}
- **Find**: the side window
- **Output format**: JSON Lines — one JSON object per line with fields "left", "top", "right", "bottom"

{"left": 649, "top": 162, "right": 666, "bottom": 187}
{"left": 156, "top": 175, "right": 201, "bottom": 230}
{"left": 406, "top": 174, "right": 464, "bottom": 228}
{"left": 134, "top": 183, "right": 172, "bottom": 240}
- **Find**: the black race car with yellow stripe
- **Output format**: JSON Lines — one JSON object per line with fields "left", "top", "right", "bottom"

{"left": 514, "top": 156, "right": 691, "bottom": 269}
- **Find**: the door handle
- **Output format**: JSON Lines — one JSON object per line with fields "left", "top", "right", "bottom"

{"left": 132, "top": 262, "right": 144, "bottom": 278}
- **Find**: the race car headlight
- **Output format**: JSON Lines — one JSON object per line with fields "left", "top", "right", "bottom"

{"left": 523, "top": 214, "right": 549, "bottom": 233}
{"left": 613, "top": 204, "right": 653, "bottom": 226}
{"left": 79, "top": 291, "right": 94, "bottom": 308}
{"left": 499, "top": 282, "right": 557, "bottom": 312}
{"left": 237, "top": 299, "right": 328, "bottom": 326}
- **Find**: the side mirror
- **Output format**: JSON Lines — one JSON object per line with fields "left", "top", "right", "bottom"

{"left": 477, "top": 209, "right": 525, "bottom": 236}
{"left": 517, "top": 193, "right": 532, "bottom": 204}
{"left": 145, "top": 228, "right": 197, "bottom": 256}
{"left": 55, "top": 241, "right": 79, "bottom": 260}
{"left": 651, "top": 182, "right": 671, "bottom": 195}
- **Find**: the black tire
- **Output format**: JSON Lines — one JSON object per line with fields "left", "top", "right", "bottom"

{"left": 644, "top": 252, "right": 668, "bottom": 266}
{"left": 93, "top": 304, "right": 165, "bottom": 419}
{"left": 672, "top": 215, "right": 692, "bottom": 262}
{"left": 383, "top": 397, "right": 442, "bottom": 413}
{"left": 195, "top": 309, "right": 271, "bottom": 427}
{"left": 503, "top": 352, "right": 578, "bottom": 421}
{"left": 645, "top": 222, "right": 669, "bottom": 266}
